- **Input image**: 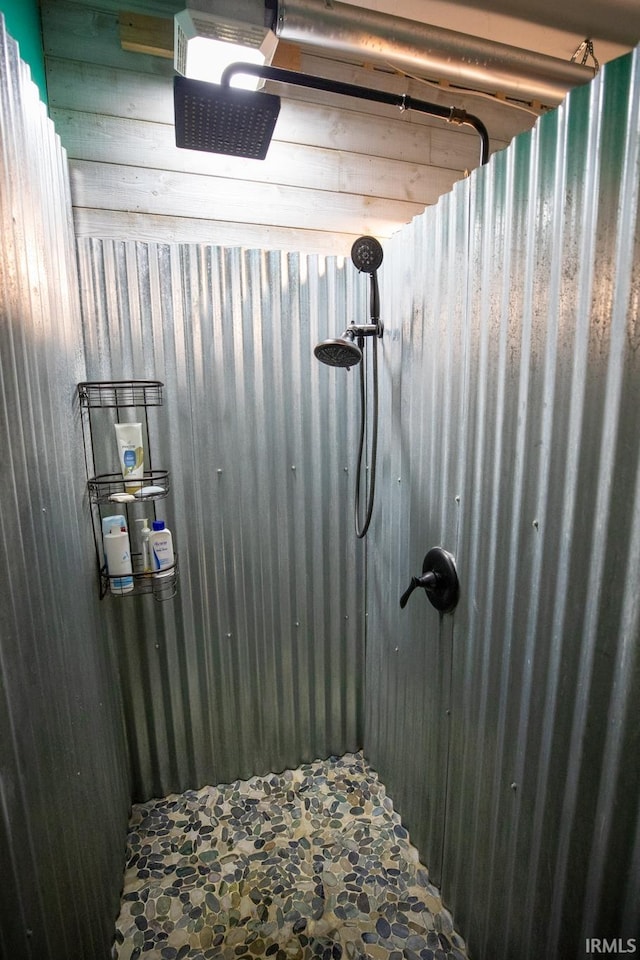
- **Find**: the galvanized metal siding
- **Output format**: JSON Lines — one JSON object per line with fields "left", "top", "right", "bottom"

{"left": 0, "top": 17, "right": 130, "bottom": 960}
{"left": 363, "top": 180, "right": 472, "bottom": 885}
{"left": 76, "top": 240, "right": 366, "bottom": 801}
{"left": 365, "top": 48, "right": 640, "bottom": 958}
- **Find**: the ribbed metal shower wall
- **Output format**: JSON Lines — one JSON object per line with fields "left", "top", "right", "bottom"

{"left": 0, "top": 17, "right": 130, "bottom": 960}
{"left": 76, "top": 240, "right": 366, "bottom": 801}
{"left": 365, "top": 48, "right": 640, "bottom": 959}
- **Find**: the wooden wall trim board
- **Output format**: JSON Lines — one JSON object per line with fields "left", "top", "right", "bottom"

{"left": 40, "top": 0, "right": 535, "bottom": 252}
{"left": 118, "top": 11, "right": 173, "bottom": 59}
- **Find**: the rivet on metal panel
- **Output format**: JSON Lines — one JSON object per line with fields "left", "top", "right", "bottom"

{"left": 510, "top": 782, "right": 518, "bottom": 791}
{"left": 532, "top": 519, "right": 539, "bottom": 530}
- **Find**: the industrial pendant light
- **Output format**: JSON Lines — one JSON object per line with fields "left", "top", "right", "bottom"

{"left": 174, "top": 0, "right": 278, "bottom": 90}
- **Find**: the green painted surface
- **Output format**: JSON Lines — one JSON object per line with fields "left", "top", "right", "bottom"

{"left": 0, "top": 0, "right": 47, "bottom": 102}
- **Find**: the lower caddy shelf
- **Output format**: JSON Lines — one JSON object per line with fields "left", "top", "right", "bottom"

{"left": 100, "top": 553, "right": 179, "bottom": 602}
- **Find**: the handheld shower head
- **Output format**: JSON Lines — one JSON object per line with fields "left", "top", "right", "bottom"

{"left": 314, "top": 239, "right": 384, "bottom": 367}
{"left": 351, "top": 236, "right": 384, "bottom": 330}
{"left": 314, "top": 237, "right": 385, "bottom": 540}
{"left": 351, "top": 236, "right": 384, "bottom": 274}
{"left": 314, "top": 331, "right": 363, "bottom": 368}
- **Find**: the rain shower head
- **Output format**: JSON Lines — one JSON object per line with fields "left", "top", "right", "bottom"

{"left": 351, "top": 236, "right": 384, "bottom": 274}
{"left": 314, "top": 331, "right": 363, "bottom": 368}
{"left": 174, "top": 75, "right": 281, "bottom": 159}
{"left": 174, "top": 63, "right": 490, "bottom": 165}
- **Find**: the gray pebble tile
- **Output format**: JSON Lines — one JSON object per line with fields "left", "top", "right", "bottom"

{"left": 113, "top": 754, "right": 468, "bottom": 960}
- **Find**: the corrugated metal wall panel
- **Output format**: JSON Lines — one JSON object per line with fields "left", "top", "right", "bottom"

{"left": 76, "top": 240, "right": 366, "bottom": 801}
{"left": 366, "top": 47, "right": 640, "bottom": 958}
{"left": 0, "top": 17, "right": 130, "bottom": 960}
{"left": 364, "top": 179, "right": 472, "bottom": 885}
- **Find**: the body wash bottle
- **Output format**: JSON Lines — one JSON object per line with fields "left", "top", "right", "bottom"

{"left": 149, "top": 520, "right": 174, "bottom": 577}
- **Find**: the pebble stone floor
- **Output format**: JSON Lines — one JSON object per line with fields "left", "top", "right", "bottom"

{"left": 112, "top": 752, "right": 468, "bottom": 960}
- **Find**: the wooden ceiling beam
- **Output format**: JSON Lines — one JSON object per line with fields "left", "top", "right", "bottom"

{"left": 118, "top": 11, "right": 173, "bottom": 59}
{"left": 117, "top": 11, "right": 301, "bottom": 69}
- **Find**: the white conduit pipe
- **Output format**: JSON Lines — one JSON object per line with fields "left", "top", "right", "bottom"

{"left": 275, "top": 0, "right": 595, "bottom": 105}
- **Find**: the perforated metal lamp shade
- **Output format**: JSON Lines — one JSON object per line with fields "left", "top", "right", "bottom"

{"left": 173, "top": 76, "right": 281, "bottom": 160}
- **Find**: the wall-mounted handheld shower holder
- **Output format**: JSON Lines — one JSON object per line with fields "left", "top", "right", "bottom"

{"left": 351, "top": 236, "right": 383, "bottom": 342}
{"left": 400, "top": 547, "right": 460, "bottom": 613}
{"left": 313, "top": 235, "right": 384, "bottom": 538}
{"left": 352, "top": 322, "right": 382, "bottom": 341}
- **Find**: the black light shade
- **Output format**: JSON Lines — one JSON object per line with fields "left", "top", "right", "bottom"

{"left": 174, "top": 76, "right": 281, "bottom": 160}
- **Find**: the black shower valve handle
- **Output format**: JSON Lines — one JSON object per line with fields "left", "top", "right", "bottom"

{"left": 399, "top": 572, "right": 437, "bottom": 608}
{"left": 399, "top": 547, "right": 460, "bottom": 614}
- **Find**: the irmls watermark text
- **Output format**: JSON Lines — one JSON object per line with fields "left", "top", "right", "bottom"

{"left": 585, "top": 940, "right": 637, "bottom": 955}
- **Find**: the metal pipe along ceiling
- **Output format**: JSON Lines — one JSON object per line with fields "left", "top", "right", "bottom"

{"left": 275, "top": 0, "right": 595, "bottom": 105}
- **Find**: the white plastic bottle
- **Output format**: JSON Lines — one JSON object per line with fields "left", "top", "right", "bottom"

{"left": 101, "top": 514, "right": 127, "bottom": 563}
{"left": 103, "top": 524, "right": 134, "bottom": 594}
{"left": 149, "top": 520, "right": 174, "bottom": 577}
{"left": 135, "top": 517, "right": 152, "bottom": 573}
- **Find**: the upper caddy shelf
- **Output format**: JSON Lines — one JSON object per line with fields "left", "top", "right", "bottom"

{"left": 78, "top": 379, "right": 164, "bottom": 408}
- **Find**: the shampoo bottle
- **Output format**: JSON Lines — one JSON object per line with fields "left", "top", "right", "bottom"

{"left": 149, "top": 520, "right": 174, "bottom": 577}
{"left": 103, "top": 524, "right": 134, "bottom": 594}
{"left": 135, "top": 518, "right": 152, "bottom": 574}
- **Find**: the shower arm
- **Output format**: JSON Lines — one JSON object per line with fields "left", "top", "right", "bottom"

{"left": 221, "top": 63, "right": 490, "bottom": 166}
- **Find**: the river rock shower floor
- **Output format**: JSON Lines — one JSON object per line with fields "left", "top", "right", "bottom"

{"left": 113, "top": 752, "right": 468, "bottom": 960}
